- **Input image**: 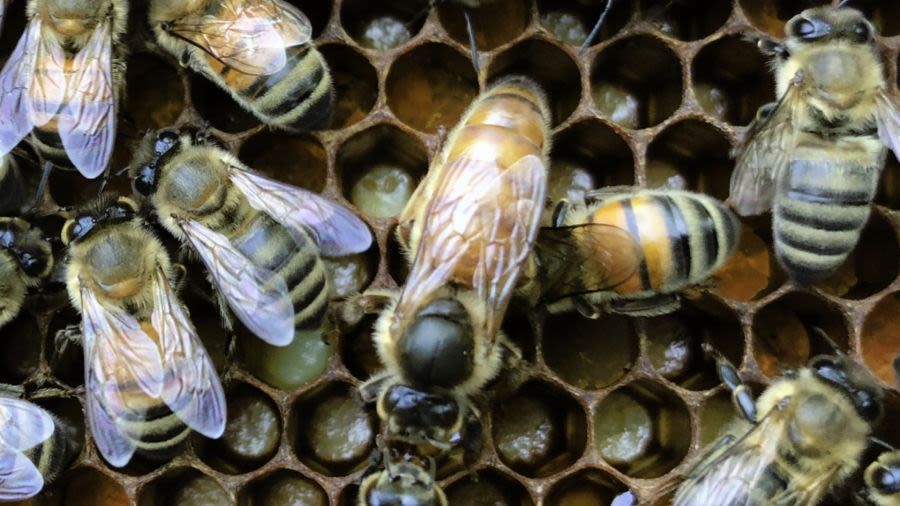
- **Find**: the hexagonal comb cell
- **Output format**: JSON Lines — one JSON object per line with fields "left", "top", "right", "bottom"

{"left": 321, "top": 45, "right": 379, "bottom": 129}
{"left": 537, "top": 0, "right": 633, "bottom": 46}
{"left": 492, "top": 380, "right": 588, "bottom": 477}
{"left": 239, "top": 325, "right": 332, "bottom": 391}
{"left": 711, "top": 216, "right": 781, "bottom": 302}
{"left": 291, "top": 382, "right": 375, "bottom": 476}
{"left": 691, "top": 35, "right": 775, "bottom": 125}
{"left": 876, "top": 155, "right": 900, "bottom": 209}
{"left": 544, "top": 468, "right": 631, "bottom": 506}
{"left": 139, "top": 468, "right": 231, "bottom": 506}
{"left": 549, "top": 119, "right": 635, "bottom": 202}
{"left": 387, "top": 43, "right": 479, "bottom": 134}
{"left": 593, "top": 380, "right": 691, "bottom": 478}
{"left": 861, "top": 292, "right": 900, "bottom": 386}
{"left": 55, "top": 467, "right": 128, "bottom": 506}
{"left": 189, "top": 74, "right": 261, "bottom": 134}
{"left": 436, "top": 0, "right": 530, "bottom": 52}
{"left": 642, "top": 0, "right": 732, "bottom": 40}
{"left": 751, "top": 292, "right": 851, "bottom": 377}
{"left": 444, "top": 468, "right": 534, "bottom": 505}
{"left": 0, "top": 312, "right": 40, "bottom": 383}
{"left": 488, "top": 38, "right": 583, "bottom": 126}
{"left": 591, "top": 35, "right": 683, "bottom": 129}
{"left": 239, "top": 131, "right": 328, "bottom": 192}
{"left": 542, "top": 313, "right": 639, "bottom": 390}
{"left": 196, "top": 383, "right": 281, "bottom": 474}
{"left": 645, "top": 119, "right": 733, "bottom": 198}
{"left": 124, "top": 53, "right": 185, "bottom": 132}
{"left": 338, "top": 124, "right": 428, "bottom": 219}
{"left": 340, "top": 0, "right": 429, "bottom": 49}
{"left": 238, "top": 469, "right": 328, "bottom": 506}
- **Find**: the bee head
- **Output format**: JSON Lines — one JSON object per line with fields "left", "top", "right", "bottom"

{"left": 810, "top": 354, "right": 883, "bottom": 422}
{"left": 787, "top": 7, "right": 875, "bottom": 44}
{"left": 0, "top": 219, "right": 51, "bottom": 279}
{"left": 365, "top": 458, "right": 442, "bottom": 506}
{"left": 380, "top": 384, "right": 463, "bottom": 449}
{"left": 62, "top": 195, "right": 138, "bottom": 245}
{"left": 133, "top": 129, "right": 181, "bottom": 197}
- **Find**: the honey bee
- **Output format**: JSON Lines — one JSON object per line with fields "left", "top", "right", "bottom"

{"left": 859, "top": 450, "right": 900, "bottom": 506}
{"left": 61, "top": 193, "right": 226, "bottom": 467}
{"left": 129, "top": 128, "right": 372, "bottom": 347}
{"left": 358, "top": 446, "right": 447, "bottom": 506}
{"left": 728, "top": 6, "right": 900, "bottom": 284}
{"left": 0, "top": 0, "right": 127, "bottom": 179}
{"left": 671, "top": 347, "right": 885, "bottom": 505}
{"left": 0, "top": 394, "right": 76, "bottom": 500}
{"left": 361, "top": 76, "right": 549, "bottom": 453}
{"left": 0, "top": 216, "right": 53, "bottom": 328}
{"left": 148, "top": 0, "right": 334, "bottom": 131}
{"left": 535, "top": 189, "right": 741, "bottom": 317}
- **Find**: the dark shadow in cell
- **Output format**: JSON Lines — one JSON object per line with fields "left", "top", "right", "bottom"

{"left": 544, "top": 468, "right": 631, "bottom": 506}
{"left": 642, "top": 0, "right": 732, "bottom": 40}
{"left": 189, "top": 74, "right": 260, "bottom": 134}
{"left": 340, "top": 314, "right": 384, "bottom": 381}
{"left": 320, "top": 45, "right": 378, "bottom": 129}
{"left": 444, "top": 467, "right": 535, "bottom": 506}
{"left": 861, "top": 292, "right": 900, "bottom": 387}
{"left": 138, "top": 467, "right": 230, "bottom": 506}
{"left": 238, "top": 469, "right": 329, "bottom": 506}
{"left": 876, "top": 153, "right": 900, "bottom": 210}
{"left": 543, "top": 313, "right": 639, "bottom": 390}
{"left": 239, "top": 132, "right": 328, "bottom": 192}
{"left": 437, "top": 0, "right": 530, "bottom": 52}
{"left": 645, "top": 119, "right": 733, "bottom": 199}
{"left": 0, "top": 312, "right": 40, "bottom": 384}
{"left": 125, "top": 53, "right": 185, "bottom": 132}
{"left": 55, "top": 466, "right": 129, "bottom": 506}
{"left": 549, "top": 119, "right": 635, "bottom": 203}
{"left": 286, "top": 0, "right": 332, "bottom": 37}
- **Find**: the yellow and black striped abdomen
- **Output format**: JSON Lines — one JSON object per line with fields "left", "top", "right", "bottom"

{"left": 774, "top": 156, "right": 881, "bottom": 284}
{"left": 205, "top": 44, "right": 334, "bottom": 131}
{"left": 23, "top": 412, "right": 77, "bottom": 486}
{"left": 230, "top": 213, "right": 329, "bottom": 332}
{"left": 587, "top": 191, "right": 740, "bottom": 296}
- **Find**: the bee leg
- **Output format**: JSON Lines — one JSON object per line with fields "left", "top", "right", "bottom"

{"left": 551, "top": 199, "right": 571, "bottom": 227}
{"left": 340, "top": 289, "right": 397, "bottom": 328}
{"left": 213, "top": 287, "right": 235, "bottom": 332}
{"left": 607, "top": 294, "right": 681, "bottom": 316}
{"left": 461, "top": 409, "right": 484, "bottom": 467}
{"left": 359, "top": 370, "right": 394, "bottom": 404}
{"left": 97, "top": 165, "right": 112, "bottom": 195}
{"left": 170, "top": 264, "right": 188, "bottom": 293}
{"left": 27, "top": 161, "right": 53, "bottom": 213}
{"left": 580, "top": 0, "right": 614, "bottom": 53}
{"left": 573, "top": 296, "right": 602, "bottom": 319}
{"left": 583, "top": 185, "right": 636, "bottom": 205}
{"left": 702, "top": 343, "right": 757, "bottom": 423}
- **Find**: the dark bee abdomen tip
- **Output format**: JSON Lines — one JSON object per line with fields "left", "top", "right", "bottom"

{"left": 400, "top": 315, "right": 475, "bottom": 389}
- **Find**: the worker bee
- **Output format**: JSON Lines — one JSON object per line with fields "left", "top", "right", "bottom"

{"left": 0, "top": 394, "right": 77, "bottom": 500}
{"left": 361, "top": 76, "right": 549, "bottom": 453}
{"left": 61, "top": 193, "right": 226, "bottom": 467}
{"left": 535, "top": 189, "right": 741, "bottom": 317}
{"left": 0, "top": 0, "right": 127, "bottom": 179}
{"left": 129, "top": 127, "right": 372, "bottom": 347}
{"left": 672, "top": 347, "right": 885, "bottom": 505}
{"left": 729, "top": 6, "right": 900, "bottom": 284}
{"left": 0, "top": 216, "right": 53, "bottom": 328}
{"left": 358, "top": 446, "right": 447, "bottom": 506}
{"left": 859, "top": 450, "right": 900, "bottom": 506}
{"left": 148, "top": 0, "right": 334, "bottom": 131}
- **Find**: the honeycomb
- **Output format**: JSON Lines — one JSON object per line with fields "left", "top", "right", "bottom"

{"left": 3, "top": 0, "right": 900, "bottom": 504}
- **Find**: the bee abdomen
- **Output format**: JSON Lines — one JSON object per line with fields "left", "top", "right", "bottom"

{"left": 118, "top": 405, "right": 190, "bottom": 459}
{"left": 29, "top": 130, "right": 70, "bottom": 169}
{"left": 24, "top": 414, "right": 77, "bottom": 486}
{"left": 237, "top": 47, "right": 334, "bottom": 131}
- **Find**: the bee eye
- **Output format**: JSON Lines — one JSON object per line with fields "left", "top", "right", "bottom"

{"left": 853, "top": 21, "right": 872, "bottom": 42}
{"left": 855, "top": 392, "right": 881, "bottom": 421}
{"left": 70, "top": 216, "right": 96, "bottom": 241}
{"left": 793, "top": 18, "right": 817, "bottom": 38}
{"left": 134, "top": 165, "right": 157, "bottom": 196}
{"left": 107, "top": 204, "right": 134, "bottom": 220}
{"left": 154, "top": 130, "right": 179, "bottom": 155}
{"left": 873, "top": 465, "right": 900, "bottom": 494}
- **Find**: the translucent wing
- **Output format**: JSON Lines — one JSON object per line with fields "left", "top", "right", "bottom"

{"left": 875, "top": 89, "right": 900, "bottom": 159}
{"left": 150, "top": 268, "right": 226, "bottom": 439}
{"left": 57, "top": 19, "right": 115, "bottom": 179}
{"left": 0, "top": 19, "right": 56, "bottom": 154}
{"left": 0, "top": 447, "right": 43, "bottom": 501}
{"left": 0, "top": 397, "right": 54, "bottom": 451}
{"left": 674, "top": 405, "right": 839, "bottom": 506}
{"left": 729, "top": 81, "right": 802, "bottom": 216}
{"left": 166, "top": 0, "right": 312, "bottom": 75}
{"left": 227, "top": 164, "right": 372, "bottom": 256}
{"left": 178, "top": 219, "right": 294, "bottom": 346}
{"left": 535, "top": 223, "right": 640, "bottom": 302}
{"left": 80, "top": 283, "right": 165, "bottom": 467}
{"left": 397, "top": 154, "right": 547, "bottom": 341}
{"left": 26, "top": 19, "right": 66, "bottom": 128}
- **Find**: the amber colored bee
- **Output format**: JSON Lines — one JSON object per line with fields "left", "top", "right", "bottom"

{"left": 148, "top": 0, "right": 334, "bottom": 131}
{"left": 729, "top": 6, "right": 900, "bottom": 283}
{"left": 61, "top": 193, "right": 226, "bottom": 467}
{"left": 360, "top": 75, "right": 550, "bottom": 453}
{"left": 0, "top": 0, "right": 128, "bottom": 179}
{"left": 534, "top": 189, "right": 741, "bottom": 317}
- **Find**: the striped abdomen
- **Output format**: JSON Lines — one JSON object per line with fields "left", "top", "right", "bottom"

{"left": 774, "top": 159, "right": 879, "bottom": 284}
{"left": 203, "top": 43, "right": 333, "bottom": 131}
{"left": 230, "top": 212, "right": 329, "bottom": 332}
{"left": 23, "top": 413, "right": 77, "bottom": 486}
{"left": 586, "top": 191, "right": 740, "bottom": 296}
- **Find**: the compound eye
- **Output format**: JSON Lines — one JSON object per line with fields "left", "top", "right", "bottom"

{"left": 18, "top": 251, "right": 42, "bottom": 277}
{"left": 70, "top": 215, "right": 96, "bottom": 241}
{"left": 793, "top": 18, "right": 816, "bottom": 38}
{"left": 107, "top": 204, "right": 133, "bottom": 220}
{"left": 133, "top": 165, "right": 156, "bottom": 196}
{"left": 873, "top": 465, "right": 900, "bottom": 494}
{"left": 855, "top": 391, "right": 882, "bottom": 422}
{"left": 154, "top": 130, "right": 179, "bottom": 154}
{"left": 853, "top": 21, "right": 872, "bottom": 42}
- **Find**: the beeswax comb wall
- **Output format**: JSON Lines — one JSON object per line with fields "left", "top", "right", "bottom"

{"left": 3, "top": 0, "right": 900, "bottom": 504}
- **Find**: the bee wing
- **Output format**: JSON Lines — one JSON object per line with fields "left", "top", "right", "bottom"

{"left": 0, "top": 398, "right": 53, "bottom": 451}
{"left": 398, "top": 154, "right": 547, "bottom": 340}
{"left": 80, "top": 283, "right": 165, "bottom": 467}
{"left": 166, "top": 0, "right": 312, "bottom": 76}
{"left": 178, "top": 219, "right": 294, "bottom": 346}
{"left": 0, "top": 19, "right": 62, "bottom": 153}
{"left": 728, "top": 82, "right": 802, "bottom": 216}
{"left": 57, "top": 18, "right": 115, "bottom": 179}
{"left": 875, "top": 89, "right": 900, "bottom": 159}
{"left": 0, "top": 446, "right": 44, "bottom": 501}
{"left": 535, "top": 223, "right": 640, "bottom": 302}
{"left": 227, "top": 164, "right": 372, "bottom": 256}
{"left": 673, "top": 406, "right": 839, "bottom": 506}
{"left": 150, "top": 268, "right": 226, "bottom": 439}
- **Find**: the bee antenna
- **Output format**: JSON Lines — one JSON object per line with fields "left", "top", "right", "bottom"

{"left": 580, "top": 0, "right": 614, "bottom": 54}
{"left": 463, "top": 9, "right": 480, "bottom": 77}
{"left": 383, "top": 448, "right": 395, "bottom": 478}
{"left": 870, "top": 437, "right": 896, "bottom": 451}
{"left": 805, "top": 324, "right": 844, "bottom": 355}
